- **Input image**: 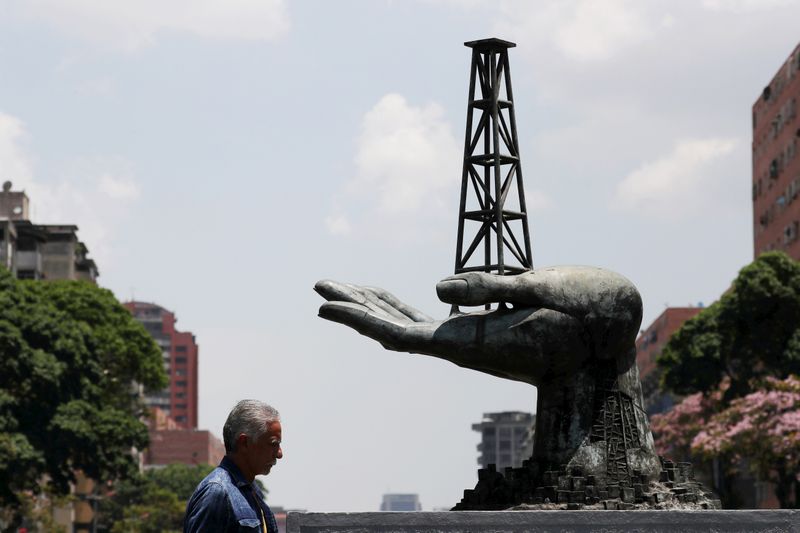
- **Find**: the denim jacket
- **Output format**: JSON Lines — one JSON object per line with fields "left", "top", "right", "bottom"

{"left": 183, "top": 456, "right": 277, "bottom": 533}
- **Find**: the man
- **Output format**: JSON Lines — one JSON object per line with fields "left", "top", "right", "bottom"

{"left": 184, "top": 400, "right": 283, "bottom": 532}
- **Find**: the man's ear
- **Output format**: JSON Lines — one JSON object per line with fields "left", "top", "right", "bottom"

{"left": 236, "top": 433, "right": 249, "bottom": 450}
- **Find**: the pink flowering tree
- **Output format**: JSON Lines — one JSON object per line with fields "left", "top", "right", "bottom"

{"left": 651, "top": 391, "right": 719, "bottom": 460}
{"left": 649, "top": 384, "right": 744, "bottom": 505}
{"left": 691, "top": 375, "right": 800, "bottom": 508}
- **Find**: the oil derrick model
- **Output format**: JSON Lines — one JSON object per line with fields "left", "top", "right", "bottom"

{"left": 453, "top": 38, "right": 533, "bottom": 279}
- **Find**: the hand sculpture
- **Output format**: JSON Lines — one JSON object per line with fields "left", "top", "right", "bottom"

{"left": 316, "top": 266, "right": 661, "bottom": 486}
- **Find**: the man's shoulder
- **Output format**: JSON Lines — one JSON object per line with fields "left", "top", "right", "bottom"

{"left": 191, "top": 466, "right": 234, "bottom": 497}
{"left": 188, "top": 464, "right": 260, "bottom": 523}
{"left": 202, "top": 465, "right": 235, "bottom": 485}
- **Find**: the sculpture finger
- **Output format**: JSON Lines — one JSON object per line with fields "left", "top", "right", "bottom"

{"left": 436, "top": 267, "right": 641, "bottom": 320}
{"left": 363, "top": 286, "right": 433, "bottom": 323}
{"left": 436, "top": 272, "right": 527, "bottom": 307}
{"left": 314, "top": 280, "right": 398, "bottom": 321}
{"left": 318, "top": 301, "right": 421, "bottom": 351}
{"left": 348, "top": 284, "right": 414, "bottom": 323}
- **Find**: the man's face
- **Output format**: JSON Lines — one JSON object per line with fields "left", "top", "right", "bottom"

{"left": 246, "top": 421, "right": 283, "bottom": 477}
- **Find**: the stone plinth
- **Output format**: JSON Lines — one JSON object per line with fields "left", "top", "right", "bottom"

{"left": 287, "top": 510, "right": 799, "bottom": 533}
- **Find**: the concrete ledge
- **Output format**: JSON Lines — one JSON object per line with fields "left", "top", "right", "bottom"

{"left": 287, "top": 510, "right": 799, "bottom": 533}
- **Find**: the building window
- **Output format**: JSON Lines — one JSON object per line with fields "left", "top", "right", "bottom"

{"left": 175, "top": 356, "right": 187, "bottom": 364}
{"left": 499, "top": 440, "right": 511, "bottom": 451}
{"left": 175, "top": 380, "right": 187, "bottom": 387}
{"left": 482, "top": 427, "right": 496, "bottom": 438}
{"left": 175, "top": 416, "right": 187, "bottom": 423}
{"left": 176, "top": 392, "right": 186, "bottom": 399}
{"left": 175, "top": 403, "right": 187, "bottom": 410}
{"left": 174, "top": 369, "right": 187, "bottom": 377}
{"left": 175, "top": 345, "right": 187, "bottom": 353}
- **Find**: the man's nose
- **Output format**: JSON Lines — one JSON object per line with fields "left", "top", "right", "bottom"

{"left": 276, "top": 447, "right": 283, "bottom": 459}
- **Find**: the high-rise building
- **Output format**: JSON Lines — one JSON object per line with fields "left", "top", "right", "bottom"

{"left": 472, "top": 411, "right": 535, "bottom": 472}
{"left": 380, "top": 493, "right": 421, "bottom": 511}
{"left": 124, "top": 301, "right": 199, "bottom": 429}
{"left": 635, "top": 307, "right": 703, "bottom": 416}
{"left": 752, "top": 42, "right": 800, "bottom": 258}
{"left": 0, "top": 182, "right": 98, "bottom": 282}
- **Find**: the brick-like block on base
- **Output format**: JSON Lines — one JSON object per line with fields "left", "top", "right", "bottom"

{"left": 288, "top": 510, "right": 799, "bottom": 533}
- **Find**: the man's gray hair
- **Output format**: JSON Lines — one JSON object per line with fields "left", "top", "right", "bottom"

{"left": 223, "top": 399, "right": 280, "bottom": 454}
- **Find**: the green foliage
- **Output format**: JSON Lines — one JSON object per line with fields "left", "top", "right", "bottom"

{"left": 96, "top": 463, "right": 215, "bottom": 532}
{"left": 0, "top": 489, "right": 71, "bottom": 533}
{"left": 146, "top": 464, "right": 215, "bottom": 501}
{"left": 0, "top": 268, "right": 167, "bottom": 511}
{"left": 658, "top": 252, "right": 800, "bottom": 398}
{"left": 658, "top": 303, "right": 723, "bottom": 395}
{"left": 108, "top": 485, "right": 184, "bottom": 533}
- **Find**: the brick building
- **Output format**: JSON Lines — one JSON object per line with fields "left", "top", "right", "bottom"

{"left": 635, "top": 307, "right": 703, "bottom": 416}
{"left": 145, "top": 427, "right": 225, "bottom": 467}
{"left": 124, "top": 301, "right": 199, "bottom": 429}
{"left": 752, "top": 42, "right": 800, "bottom": 258}
{"left": 143, "top": 407, "right": 223, "bottom": 467}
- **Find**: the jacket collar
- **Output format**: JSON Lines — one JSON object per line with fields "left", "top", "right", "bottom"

{"left": 220, "top": 455, "right": 252, "bottom": 488}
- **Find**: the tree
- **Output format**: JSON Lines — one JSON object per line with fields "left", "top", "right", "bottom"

{"left": 108, "top": 485, "right": 185, "bottom": 533}
{"left": 0, "top": 268, "right": 167, "bottom": 528}
{"left": 654, "top": 252, "right": 800, "bottom": 508}
{"left": 96, "top": 463, "right": 215, "bottom": 532}
{"left": 659, "top": 251, "right": 800, "bottom": 399}
{"left": 692, "top": 375, "right": 800, "bottom": 508}
{"left": 650, "top": 389, "right": 720, "bottom": 460}
{"left": 649, "top": 381, "right": 745, "bottom": 507}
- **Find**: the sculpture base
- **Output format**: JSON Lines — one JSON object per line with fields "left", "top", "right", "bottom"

{"left": 453, "top": 457, "right": 719, "bottom": 510}
{"left": 288, "top": 510, "right": 798, "bottom": 533}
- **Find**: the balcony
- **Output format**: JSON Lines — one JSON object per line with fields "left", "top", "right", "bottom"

{"left": 16, "top": 250, "right": 42, "bottom": 273}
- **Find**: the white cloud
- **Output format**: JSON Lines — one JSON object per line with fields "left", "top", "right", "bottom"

{"left": 527, "top": 190, "right": 554, "bottom": 211}
{"left": 324, "top": 214, "right": 352, "bottom": 236}
{"left": 0, "top": 112, "right": 35, "bottom": 188}
{"left": 75, "top": 77, "right": 116, "bottom": 97}
{"left": 489, "top": 0, "right": 659, "bottom": 62}
{"left": 98, "top": 174, "right": 140, "bottom": 200}
{"left": 14, "top": 0, "right": 290, "bottom": 51}
{"left": 329, "top": 93, "right": 554, "bottom": 239}
{"left": 613, "top": 137, "right": 737, "bottom": 214}
{"left": 0, "top": 111, "right": 142, "bottom": 271}
{"left": 353, "top": 93, "right": 460, "bottom": 214}
{"left": 701, "top": 0, "right": 796, "bottom": 12}
{"left": 327, "top": 93, "right": 461, "bottom": 239}
{"left": 551, "top": 0, "right": 652, "bottom": 62}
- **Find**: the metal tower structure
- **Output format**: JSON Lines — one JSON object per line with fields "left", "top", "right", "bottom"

{"left": 453, "top": 38, "right": 533, "bottom": 278}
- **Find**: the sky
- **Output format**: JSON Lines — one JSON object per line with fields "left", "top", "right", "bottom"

{"left": 1, "top": 0, "right": 799, "bottom": 513}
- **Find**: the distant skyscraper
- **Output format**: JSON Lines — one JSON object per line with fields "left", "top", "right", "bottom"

{"left": 472, "top": 411, "right": 535, "bottom": 472}
{"left": 380, "top": 493, "right": 421, "bottom": 511}
{"left": 752, "top": 41, "right": 800, "bottom": 258}
{"left": 124, "top": 301, "right": 199, "bottom": 429}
